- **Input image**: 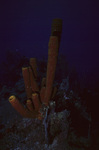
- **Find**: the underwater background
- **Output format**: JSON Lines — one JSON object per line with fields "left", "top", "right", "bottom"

{"left": 0, "top": 0, "right": 99, "bottom": 149}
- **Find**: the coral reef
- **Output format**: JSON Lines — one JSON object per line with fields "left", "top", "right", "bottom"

{"left": 0, "top": 79, "right": 92, "bottom": 150}
{"left": 0, "top": 18, "right": 98, "bottom": 149}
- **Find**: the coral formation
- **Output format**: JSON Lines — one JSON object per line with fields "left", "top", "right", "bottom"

{"left": 9, "top": 18, "right": 63, "bottom": 120}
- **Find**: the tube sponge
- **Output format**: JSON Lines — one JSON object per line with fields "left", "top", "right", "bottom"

{"left": 22, "top": 67, "right": 32, "bottom": 99}
{"left": 51, "top": 18, "right": 62, "bottom": 47}
{"left": 30, "top": 58, "right": 38, "bottom": 80}
{"left": 9, "top": 95, "right": 38, "bottom": 118}
{"left": 44, "top": 36, "right": 58, "bottom": 105}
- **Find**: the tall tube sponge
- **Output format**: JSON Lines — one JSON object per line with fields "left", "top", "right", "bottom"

{"left": 43, "top": 36, "right": 59, "bottom": 105}
{"left": 43, "top": 18, "right": 63, "bottom": 105}
{"left": 51, "top": 18, "right": 62, "bottom": 48}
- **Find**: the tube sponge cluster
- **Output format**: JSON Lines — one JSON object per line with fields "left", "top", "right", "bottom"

{"left": 9, "top": 18, "right": 62, "bottom": 120}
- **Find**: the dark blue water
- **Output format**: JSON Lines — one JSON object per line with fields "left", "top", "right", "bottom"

{"left": 0, "top": 0, "right": 99, "bottom": 89}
